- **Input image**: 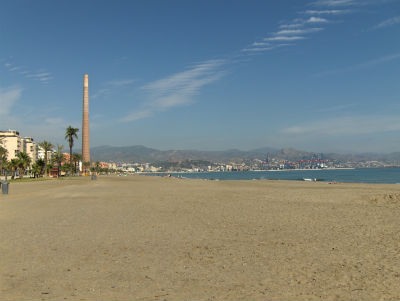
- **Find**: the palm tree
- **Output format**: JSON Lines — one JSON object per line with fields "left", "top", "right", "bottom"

{"left": 52, "top": 144, "right": 65, "bottom": 177}
{"left": 16, "top": 152, "right": 32, "bottom": 178}
{"left": 0, "top": 145, "right": 8, "bottom": 179}
{"left": 9, "top": 158, "right": 19, "bottom": 179}
{"left": 65, "top": 126, "right": 79, "bottom": 175}
{"left": 39, "top": 141, "right": 53, "bottom": 177}
{"left": 72, "top": 153, "right": 82, "bottom": 175}
{"left": 32, "top": 159, "right": 45, "bottom": 178}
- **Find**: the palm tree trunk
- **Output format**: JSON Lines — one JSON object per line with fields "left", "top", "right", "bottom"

{"left": 69, "top": 147, "right": 73, "bottom": 175}
{"left": 44, "top": 153, "right": 48, "bottom": 177}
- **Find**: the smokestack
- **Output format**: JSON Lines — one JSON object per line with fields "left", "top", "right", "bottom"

{"left": 82, "top": 74, "right": 90, "bottom": 163}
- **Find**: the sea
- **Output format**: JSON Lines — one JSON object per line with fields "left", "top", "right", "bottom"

{"left": 151, "top": 168, "right": 400, "bottom": 184}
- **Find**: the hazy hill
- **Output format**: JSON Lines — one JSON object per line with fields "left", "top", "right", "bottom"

{"left": 91, "top": 145, "right": 278, "bottom": 163}
{"left": 90, "top": 145, "right": 400, "bottom": 164}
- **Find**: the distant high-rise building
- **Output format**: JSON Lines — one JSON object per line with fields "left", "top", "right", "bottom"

{"left": 82, "top": 74, "right": 90, "bottom": 163}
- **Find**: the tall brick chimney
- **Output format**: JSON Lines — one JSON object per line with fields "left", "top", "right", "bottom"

{"left": 82, "top": 74, "right": 90, "bottom": 163}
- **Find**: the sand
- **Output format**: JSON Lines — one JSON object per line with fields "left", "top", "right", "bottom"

{"left": 1, "top": 175, "right": 400, "bottom": 300}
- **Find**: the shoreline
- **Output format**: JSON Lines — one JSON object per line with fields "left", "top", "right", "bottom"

{"left": 138, "top": 167, "right": 400, "bottom": 184}
{"left": 139, "top": 167, "right": 356, "bottom": 175}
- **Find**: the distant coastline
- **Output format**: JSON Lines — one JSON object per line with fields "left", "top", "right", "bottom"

{"left": 251, "top": 167, "right": 356, "bottom": 172}
{"left": 142, "top": 167, "right": 400, "bottom": 184}
{"left": 139, "top": 167, "right": 356, "bottom": 174}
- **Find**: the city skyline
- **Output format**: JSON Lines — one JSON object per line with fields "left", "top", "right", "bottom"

{"left": 1, "top": 0, "right": 400, "bottom": 153}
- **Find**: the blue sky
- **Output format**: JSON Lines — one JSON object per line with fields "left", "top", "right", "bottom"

{"left": 1, "top": 0, "right": 400, "bottom": 153}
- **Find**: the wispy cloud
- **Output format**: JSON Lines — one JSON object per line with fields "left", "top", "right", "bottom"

{"left": 26, "top": 71, "right": 53, "bottom": 83}
{"left": 311, "top": 0, "right": 357, "bottom": 7}
{"left": 274, "top": 27, "right": 323, "bottom": 35}
{"left": 244, "top": 0, "right": 339, "bottom": 54}
{"left": 121, "top": 60, "right": 227, "bottom": 122}
{"left": 279, "top": 17, "right": 329, "bottom": 30}
{"left": 252, "top": 42, "right": 271, "bottom": 46}
{"left": 20, "top": 117, "right": 72, "bottom": 145}
{"left": 242, "top": 41, "right": 292, "bottom": 53}
{"left": 279, "top": 23, "right": 304, "bottom": 29}
{"left": 356, "top": 52, "right": 400, "bottom": 68}
{"left": 315, "top": 52, "right": 400, "bottom": 76}
{"left": 304, "top": 9, "right": 350, "bottom": 15}
{"left": 242, "top": 46, "right": 277, "bottom": 53}
{"left": 106, "top": 79, "right": 136, "bottom": 87}
{"left": 0, "top": 86, "right": 22, "bottom": 115}
{"left": 8, "top": 66, "right": 22, "bottom": 72}
{"left": 4, "top": 61, "right": 53, "bottom": 84}
{"left": 373, "top": 15, "right": 400, "bottom": 29}
{"left": 92, "top": 78, "right": 136, "bottom": 99}
{"left": 121, "top": 109, "right": 154, "bottom": 122}
{"left": 121, "top": 0, "right": 394, "bottom": 122}
{"left": 307, "top": 16, "right": 330, "bottom": 23}
{"left": 282, "top": 115, "right": 400, "bottom": 136}
{"left": 264, "top": 36, "right": 307, "bottom": 42}
{"left": 92, "top": 88, "right": 110, "bottom": 100}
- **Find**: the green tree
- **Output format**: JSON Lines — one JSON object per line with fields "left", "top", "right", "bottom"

{"left": 72, "top": 153, "right": 82, "bottom": 175}
{"left": 31, "top": 158, "right": 45, "bottom": 178}
{"left": 52, "top": 145, "right": 65, "bottom": 177}
{"left": 9, "top": 158, "right": 19, "bottom": 179}
{"left": 16, "top": 152, "right": 32, "bottom": 178}
{"left": 39, "top": 141, "right": 53, "bottom": 177}
{"left": 82, "top": 161, "right": 91, "bottom": 175}
{"left": 0, "top": 145, "right": 8, "bottom": 179}
{"left": 65, "top": 126, "right": 79, "bottom": 176}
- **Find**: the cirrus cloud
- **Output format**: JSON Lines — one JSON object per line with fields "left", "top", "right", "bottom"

{"left": 0, "top": 86, "right": 22, "bottom": 116}
{"left": 374, "top": 15, "right": 400, "bottom": 29}
{"left": 282, "top": 115, "right": 400, "bottom": 136}
{"left": 120, "top": 59, "right": 227, "bottom": 122}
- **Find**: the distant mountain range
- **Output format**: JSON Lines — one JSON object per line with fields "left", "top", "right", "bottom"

{"left": 89, "top": 145, "right": 400, "bottom": 164}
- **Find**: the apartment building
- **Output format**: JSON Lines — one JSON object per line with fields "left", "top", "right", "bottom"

{"left": 0, "top": 130, "right": 22, "bottom": 160}
{"left": 23, "top": 137, "right": 37, "bottom": 162}
{"left": 37, "top": 147, "right": 53, "bottom": 163}
{"left": 0, "top": 130, "right": 38, "bottom": 162}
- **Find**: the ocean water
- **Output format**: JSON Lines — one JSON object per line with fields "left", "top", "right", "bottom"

{"left": 158, "top": 168, "right": 400, "bottom": 184}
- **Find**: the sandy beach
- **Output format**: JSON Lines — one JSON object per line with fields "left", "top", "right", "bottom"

{"left": 1, "top": 175, "right": 400, "bottom": 300}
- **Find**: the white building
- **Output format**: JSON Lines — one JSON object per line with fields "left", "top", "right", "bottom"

{"left": 0, "top": 130, "right": 38, "bottom": 163}
{"left": 23, "top": 137, "right": 37, "bottom": 162}
{"left": 0, "top": 130, "right": 22, "bottom": 160}
{"left": 37, "top": 146, "right": 54, "bottom": 164}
